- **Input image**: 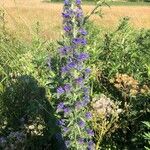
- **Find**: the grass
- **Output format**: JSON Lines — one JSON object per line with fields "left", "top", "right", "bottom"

{"left": 0, "top": 0, "right": 150, "bottom": 40}
{"left": 84, "top": 1, "right": 150, "bottom": 6}
{"left": 48, "top": 0, "right": 150, "bottom": 6}
{"left": 106, "top": 1, "right": 150, "bottom": 6}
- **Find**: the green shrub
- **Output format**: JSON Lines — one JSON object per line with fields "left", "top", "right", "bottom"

{"left": 85, "top": 19, "right": 150, "bottom": 149}
{"left": 0, "top": 20, "right": 60, "bottom": 148}
{"left": 0, "top": 75, "right": 59, "bottom": 149}
{"left": 0, "top": 12, "right": 150, "bottom": 149}
{"left": 143, "top": 121, "right": 150, "bottom": 150}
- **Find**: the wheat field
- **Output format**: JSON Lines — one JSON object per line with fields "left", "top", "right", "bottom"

{"left": 0, "top": 0, "right": 150, "bottom": 40}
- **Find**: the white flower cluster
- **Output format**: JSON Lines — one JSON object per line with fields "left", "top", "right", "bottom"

{"left": 92, "top": 94, "right": 122, "bottom": 117}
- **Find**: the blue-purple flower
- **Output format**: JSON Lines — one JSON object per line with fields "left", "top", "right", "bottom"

{"left": 64, "top": 0, "right": 70, "bottom": 5}
{"left": 78, "top": 120, "right": 85, "bottom": 128}
{"left": 61, "top": 66, "right": 69, "bottom": 73}
{"left": 63, "top": 107, "right": 71, "bottom": 116}
{"left": 0, "top": 137, "right": 6, "bottom": 145}
{"left": 87, "top": 140, "right": 95, "bottom": 150}
{"left": 86, "top": 129, "right": 94, "bottom": 136}
{"left": 72, "top": 38, "right": 87, "bottom": 45}
{"left": 62, "top": 9, "right": 73, "bottom": 18}
{"left": 77, "top": 53, "right": 89, "bottom": 61}
{"left": 85, "top": 112, "right": 92, "bottom": 119}
{"left": 75, "top": 101, "right": 82, "bottom": 109}
{"left": 85, "top": 68, "right": 91, "bottom": 74}
{"left": 64, "top": 25, "right": 72, "bottom": 32}
{"left": 63, "top": 127, "right": 69, "bottom": 133}
{"left": 59, "top": 46, "right": 71, "bottom": 55}
{"left": 83, "top": 95, "right": 90, "bottom": 102}
{"left": 76, "top": 65, "right": 83, "bottom": 71}
{"left": 83, "top": 87, "right": 90, "bottom": 102}
{"left": 72, "top": 38, "right": 81, "bottom": 45}
{"left": 65, "top": 140, "right": 70, "bottom": 148}
{"left": 67, "top": 61, "right": 76, "bottom": 68}
{"left": 57, "top": 119, "right": 65, "bottom": 126}
{"left": 78, "top": 138, "right": 84, "bottom": 144}
{"left": 83, "top": 87, "right": 89, "bottom": 94}
{"left": 75, "top": 8, "right": 83, "bottom": 18}
{"left": 57, "top": 86, "right": 65, "bottom": 95}
{"left": 76, "top": 0, "right": 81, "bottom": 5}
{"left": 75, "top": 77, "right": 84, "bottom": 85}
{"left": 81, "top": 100, "right": 88, "bottom": 107}
{"left": 81, "top": 39, "right": 87, "bottom": 45}
{"left": 57, "top": 102, "right": 64, "bottom": 112}
{"left": 64, "top": 84, "right": 71, "bottom": 92}
{"left": 79, "top": 28, "right": 87, "bottom": 36}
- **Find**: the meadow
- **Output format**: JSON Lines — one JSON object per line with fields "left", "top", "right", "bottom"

{"left": 0, "top": 0, "right": 150, "bottom": 40}
{"left": 0, "top": 0, "right": 150, "bottom": 149}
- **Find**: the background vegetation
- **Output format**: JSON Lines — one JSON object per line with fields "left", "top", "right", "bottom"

{"left": 0, "top": 0, "right": 150, "bottom": 149}
{"left": 0, "top": 0, "right": 150, "bottom": 41}
{"left": 47, "top": 0, "right": 150, "bottom": 3}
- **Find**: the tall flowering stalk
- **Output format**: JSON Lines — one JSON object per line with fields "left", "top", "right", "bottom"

{"left": 56, "top": 0, "right": 94, "bottom": 149}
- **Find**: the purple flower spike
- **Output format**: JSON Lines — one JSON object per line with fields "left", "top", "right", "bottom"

{"left": 77, "top": 53, "right": 89, "bottom": 61}
{"left": 78, "top": 120, "right": 85, "bottom": 128}
{"left": 85, "top": 112, "right": 92, "bottom": 119}
{"left": 86, "top": 129, "right": 94, "bottom": 136}
{"left": 57, "top": 87, "right": 65, "bottom": 95}
{"left": 57, "top": 0, "right": 91, "bottom": 147}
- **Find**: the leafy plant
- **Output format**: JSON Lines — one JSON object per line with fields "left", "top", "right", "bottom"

{"left": 143, "top": 121, "right": 150, "bottom": 150}
{"left": 54, "top": 0, "right": 94, "bottom": 149}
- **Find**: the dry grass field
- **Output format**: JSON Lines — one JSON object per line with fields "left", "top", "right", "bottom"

{"left": 0, "top": 0, "right": 150, "bottom": 40}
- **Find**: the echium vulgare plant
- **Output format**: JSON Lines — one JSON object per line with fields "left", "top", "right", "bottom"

{"left": 56, "top": 0, "right": 94, "bottom": 149}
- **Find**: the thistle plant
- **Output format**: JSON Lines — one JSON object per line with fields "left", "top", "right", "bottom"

{"left": 56, "top": 0, "right": 95, "bottom": 149}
